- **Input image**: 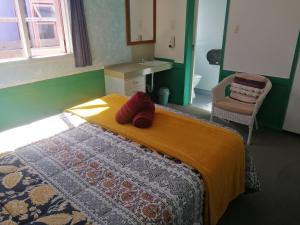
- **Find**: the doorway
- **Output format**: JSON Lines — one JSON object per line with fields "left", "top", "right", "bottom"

{"left": 191, "top": 0, "right": 227, "bottom": 112}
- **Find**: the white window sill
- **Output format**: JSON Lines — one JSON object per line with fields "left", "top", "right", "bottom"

{"left": 32, "top": 52, "right": 71, "bottom": 59}
{"left": 0, "top": 53, "right": 73, "bottom": 64}
{"left": 0, "top": 57, "right": 27, "bottom": 64}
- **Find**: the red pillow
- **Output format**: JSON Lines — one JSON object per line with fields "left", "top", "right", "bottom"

{"left": 132, "top": 99, "right": 155, "bottom": 128}
{"left": 132, "top": 111, "right": 154, "bottom": 128}
{"left": 115, "top": 92, "right": 153, "bottom": 124}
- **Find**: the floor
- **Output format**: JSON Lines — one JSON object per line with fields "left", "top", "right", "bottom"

{"left": 191, "top": 88, "right": 212, "bottom": 112}
{"left": 219, "top": 129, "right": 300, "bottom": 225}
{"left": 169, "top": 104, "right": 300, "bottom": 225}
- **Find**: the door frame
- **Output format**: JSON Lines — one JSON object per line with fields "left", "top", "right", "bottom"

{"left": 184, "top": 0, "right": 229, "bottom": 105}
{"left": 189, "top": 0, "right": 200, "bottom": 104}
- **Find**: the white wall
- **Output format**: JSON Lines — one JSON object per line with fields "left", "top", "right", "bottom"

{"left": 194, "top": 0, "right": 227, "bottom": 91}
{"left": 223, "top": 0, "right": 300, "bottom": 78}
{"left": 155, "top": 0, "right": 187, "bottom": 63}
{"left": 0, "top": 0, "right": 132, "bottom": 89}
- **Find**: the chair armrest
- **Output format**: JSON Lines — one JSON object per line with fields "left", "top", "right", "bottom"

{"left": 212, "top": 75, "right": 235, "bottom": 103}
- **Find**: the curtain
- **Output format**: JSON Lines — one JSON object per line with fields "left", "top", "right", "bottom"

{"left": 70, "top": 0, "right": 92, "bottom": 67}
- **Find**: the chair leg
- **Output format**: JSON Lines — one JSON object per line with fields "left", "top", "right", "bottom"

{"left": 247, "top": 124, "right": 254, "bottom": 145}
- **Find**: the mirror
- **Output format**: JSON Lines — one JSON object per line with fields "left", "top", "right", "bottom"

{"left": 125, "top": 0, "right": 156, "bottom": 45}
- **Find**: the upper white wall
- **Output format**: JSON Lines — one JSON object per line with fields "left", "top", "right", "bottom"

{"left": 194, "top": 0, "right": 227, "bottom": 90}
{"left": 223, "top": 0, "right": 300, "bottom": 78}
{"left": 155, "top": 0, "right": 187, "bottom": 63}
{"left": 0, "top": 0, "right": 131, "bottom": 89}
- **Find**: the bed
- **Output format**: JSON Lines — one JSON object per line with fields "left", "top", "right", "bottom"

{"left": 0, "top": 96, "right": 260, "bottom": 225}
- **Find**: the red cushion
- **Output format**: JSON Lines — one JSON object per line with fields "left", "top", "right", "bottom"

{"left": 132, "top": 111, "right": 155, "bottom": 128}
{"left": 115, "top": 92, "right": 154, "bottom": 124}
{"left": 132, "top": 100, "right": 155, "bottom": 128}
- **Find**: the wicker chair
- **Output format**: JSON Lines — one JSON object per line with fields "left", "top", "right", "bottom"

{"left": 211, "top": 74, "right": 272, "bottom": 145}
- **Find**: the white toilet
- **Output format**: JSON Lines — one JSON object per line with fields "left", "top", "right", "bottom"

{"left": 192, "top": 75, "right": 202, "bottom": 99}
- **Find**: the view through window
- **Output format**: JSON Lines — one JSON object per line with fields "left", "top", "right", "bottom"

{"left": 0, "top": 0, "right": 68, "bottom": 60}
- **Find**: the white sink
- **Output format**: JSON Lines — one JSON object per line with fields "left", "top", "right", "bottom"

{"left": 138, "top": 60, "right": 173, "bottom": 74}
{"left": 105, "top": 60, "right": 173, "bottom": 94}
{"left": 138, "top": 60, "right": 169, "bottom": 67}
{"left": 105, "top": 60, "right": 173, "bottom": 79}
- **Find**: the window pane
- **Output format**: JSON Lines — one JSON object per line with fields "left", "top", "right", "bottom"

{"left": 36, "top": 6, "right": 55, "bottom": 17}
{"left": 23, "top": 0, "right": 66, "bottom": 56}
{"left": 39, "top": 24, "right": 55, "bottom": 39}
{"left": 24, "top": 0, "right": 35, "bottom": 17}
{"left": 0, "top": 22, "right": 22, "bottom": 50}
{"left": 0, "top": 0, "right": 17, "bottom": 17}
{"left": 27, "top": 22, "right": 59, "bottom": 48}
{"left": 23, "top": 0, "right": 56, "bottom": 18}
{"left": 0, "top": 22, "right": 23, "bottom": 60}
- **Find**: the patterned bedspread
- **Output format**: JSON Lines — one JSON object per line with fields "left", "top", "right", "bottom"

{"left": 0, "top": 113, "right": 260, "bottom": 225}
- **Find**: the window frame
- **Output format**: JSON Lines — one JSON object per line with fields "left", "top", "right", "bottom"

{"left": 0, "top": 13, "right": 23, "bottom": 59}
{"left": 0, "top": 0, "right": 72, "bottom": 61}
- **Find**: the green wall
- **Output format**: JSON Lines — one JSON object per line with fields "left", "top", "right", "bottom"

{"left": 219, "top": 0, "right": 300, "bottom": 131}
{"left": 150, "top": 60, "right": 185, "bottom": 104}
{"left": 152, "top": 0, "right": 195, "bottom": 105}
{"left": 0, "top": 70, "right": 105, "bottom": 132}
{"left": 182, "top": 0, "right": 196, "bottom": 105}
{"left": 157, "top": 0, "right": 300, "bottom": 131}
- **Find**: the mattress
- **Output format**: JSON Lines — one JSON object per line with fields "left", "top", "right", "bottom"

{"left": 0, "top": 113, "right": 260, "bottom": 225}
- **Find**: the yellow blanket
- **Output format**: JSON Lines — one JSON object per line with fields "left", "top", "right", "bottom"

{"left": 67, "top": 94, "right": 245, "bottom": 225}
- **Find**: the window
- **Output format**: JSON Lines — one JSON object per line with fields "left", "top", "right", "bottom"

{"left": 0, "top": 0, "right": 70, "bottom": 60}
{"left": 0, "top": 0, "right": 23, "bottom": 59}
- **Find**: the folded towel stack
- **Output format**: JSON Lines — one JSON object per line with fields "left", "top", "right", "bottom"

{"left": 116, "top": 92, "right": 155, "bottom": 128}
{"left": 229, "top": 73, "right": 267, "bottom": 104}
